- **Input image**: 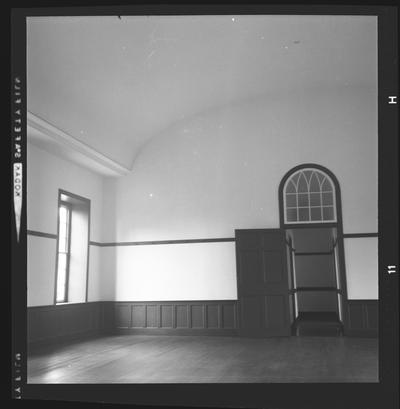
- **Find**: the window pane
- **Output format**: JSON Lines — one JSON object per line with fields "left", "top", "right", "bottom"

{"left": 286, "top": 208, "right": 297, "bottom": 222}
{"left": 310, "top": 207, "right": 322, "bottom": 221}
{"left": 310, "top": 193, "right": 321, "bottom": 206}
{"left": 58, "top": 236, "right": 68, "bottom": 253}
{"left": 286, "top": 193, "right": 296, "bottom": 207}
{"left": 59, "top": 206, "right": 68, "bottom": 224}
{"left": 58, "top": 222, "right": 67, "bottom": 252}
{"left": 321, "top": 178, "right": 333, "bottom": 192}
{"left": 291, "top": 172, "right": 300, "bottom": 186}
{"left": 298, "top": 208, "right": 310, "bottom": 222}
{"left": 303, "top": 170, "right": 312, "bottom": 181}
{"left": 298, "top": 173, "right": 308, "bottom": 192}
{"left": 309, "top": 172, "right": 320, "bottom": 192}
{"left": 286, "top": 180, "right": 296, "bottom": 193}
{"left": 298, "top": 193, "right": 309, "bottom": 207}
{"left": 316, "top": 172, "right": 325, "bottom": 185}
{"left": 56, "top": 253, "right": 67, "bottom": 302}
{"left": 322, "top": 192, "right": 333, "bottom": 206}
{"left": 322, "top": 206, "right": 335, "bottom": 221}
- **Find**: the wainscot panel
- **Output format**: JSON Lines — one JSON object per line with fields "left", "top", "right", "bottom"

{"left": 28, "top": 302, "right": 114, "bottom": 351}
{"left": 344, "top": 300, "right": 378, "bottom": 337}
{"left": 28, "top": 299, "right": 376, "bottom": 348}
{"left": 113, "top": 300, "right": 238, "bottom": 335}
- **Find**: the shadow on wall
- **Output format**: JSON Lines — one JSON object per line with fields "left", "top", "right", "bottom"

{"left": 111, "top": 86, "right": 377, "bottom": 242}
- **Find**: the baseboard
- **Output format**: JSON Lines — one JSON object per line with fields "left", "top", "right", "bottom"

{"left": 27, "top": 299, "right": 378, "bottom": 349}
{"left": 344, "top": 300, "right": 378, "bottom": 338}
{"left": 344, "top": 329, "right": 378, "bottom": 338}
{"left": 114, "top": 328, "right": 238, "bottom": 336}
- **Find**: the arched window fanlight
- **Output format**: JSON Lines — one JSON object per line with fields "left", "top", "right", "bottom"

{"left": 283, "top": 168, "right": 337, "bottom": 223}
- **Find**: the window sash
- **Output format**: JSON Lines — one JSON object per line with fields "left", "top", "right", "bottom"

{"left": 283, "top": 169, "right": 337, "bottom": 224}
{"left": 56, "top": 203, "right": 72, "bottom": 303}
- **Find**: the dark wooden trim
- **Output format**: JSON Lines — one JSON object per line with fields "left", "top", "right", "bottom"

{"left": 282, "top": 222, "right": 338, "bottom": 229}
{"left": 336, "top": 229, "right": 349, "bottom": 327}
{"left": 294, "top": 251, "right": 333, "bottom": 256}
{"left": 285, "top": 239, "right": 296, "bottom": 252}
{"left": 346, "top": 299, "right": 379, "bottom": 302}
{"left": 291, "top": 287, "right": 342, "bottom": 293}
{"left": 27, "top": 230, "right": 57, "bottom": 239}
{"left": 342, "top": 233, "right": 379, "bottom": 238}
{"left": 235, "top": 228, "right": 282, "bottom": 233}
{"left": 287, "top": 236, "right": 297, "bottom": 322}
{"left": 89, "top": 237, "right": 236, "bottom": 247}
{"left": 113, "top": 300, "right": 236, "bottom": 304}
{"left": 115, "top": 328, "right": 239, "bottom": 336}
{"left": 332, "top": 244, "right": 340, "bottom": 295}
{"left": 113, "top": 238, "right": 236, "bottom": 246}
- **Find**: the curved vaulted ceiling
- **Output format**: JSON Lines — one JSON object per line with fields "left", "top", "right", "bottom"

{"left": 27, "top": 15, "right": 377, "bottom": 172}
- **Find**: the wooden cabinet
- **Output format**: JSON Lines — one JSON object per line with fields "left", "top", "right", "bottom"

{"left": 235, "top": 229, "right": 291, "bottom": 337}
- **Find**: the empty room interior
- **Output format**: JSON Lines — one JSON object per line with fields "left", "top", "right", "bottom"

{"left": 26, "top": 14, "right": 379, "bottom": 383}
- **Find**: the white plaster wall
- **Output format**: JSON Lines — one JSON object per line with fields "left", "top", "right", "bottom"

{"left": 344, "top": 237, "right": 378, "bottom": 299}
{"left": 27, "top": 142, "right": 103, "bottom": 241}
{"left": 27, "top": 235, "right": 56, "bottom": 306}
{"left": 114, "top": 242, "right": 237, "bottom": 301}
{"left": 87, "top": 245, "right": 101, "bottom": 302}
{"left": 98, "top": 246, "right": 117, "bottom": 300}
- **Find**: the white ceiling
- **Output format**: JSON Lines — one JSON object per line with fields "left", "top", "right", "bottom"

{"left": 27, "top": 15, "right": 377, "bottom": 172}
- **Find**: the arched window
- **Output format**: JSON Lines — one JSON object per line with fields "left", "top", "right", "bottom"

{"left": 283, "top": 168, "right": 337, "bottom": 224}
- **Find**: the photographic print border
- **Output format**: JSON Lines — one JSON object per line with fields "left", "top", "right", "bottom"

{"left": 11, "top": 3, "right": 398, "bottom": 408}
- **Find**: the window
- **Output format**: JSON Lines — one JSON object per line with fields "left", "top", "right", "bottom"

{"left": 56, "top": 203, "right": 72, "bottom": 303}
{"left": 283, "top": 168, "right": 336, "bottom": 224}
{"left": 55, "top": 190, "right": 90, "bottom": 304}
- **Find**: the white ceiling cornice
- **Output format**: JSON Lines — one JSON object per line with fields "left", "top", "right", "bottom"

{"left": 27, "top": 111, "right": 131, "bottom": 177}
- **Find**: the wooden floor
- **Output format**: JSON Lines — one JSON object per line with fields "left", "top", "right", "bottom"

{"left": 28, "top": 335, "right": 378, "bottom": 383}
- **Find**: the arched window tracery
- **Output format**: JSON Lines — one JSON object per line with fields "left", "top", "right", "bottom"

{"left": 283, "top": 168, "right": 336, "bottom": 224}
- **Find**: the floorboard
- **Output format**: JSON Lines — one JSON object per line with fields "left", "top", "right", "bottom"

{"left": 28, "top": 335, "right": 378, "bottom": 383}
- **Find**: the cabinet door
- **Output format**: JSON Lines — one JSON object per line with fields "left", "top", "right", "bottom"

{"left": 236, "top": 229, "right": 290, "bottom": 337}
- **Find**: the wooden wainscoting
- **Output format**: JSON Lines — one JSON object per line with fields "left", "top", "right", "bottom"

{"left": 344, "top": 300, "right": 378, "bottom": 337}
{"left": 28, "top": 301, "right": 114, "bottom": 349}
{"left": 114, "top": 300, "right": 238, "bottom": 335}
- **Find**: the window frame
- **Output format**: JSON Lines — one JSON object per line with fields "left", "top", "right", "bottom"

{"left": 53, "top": 189, "right": 91, "bottom": 305}
{"left": 55, "top": 200, "right": 72, "bottom": 304}
{"left": 282, "top": 167, "right": 337, "bottom": 224}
